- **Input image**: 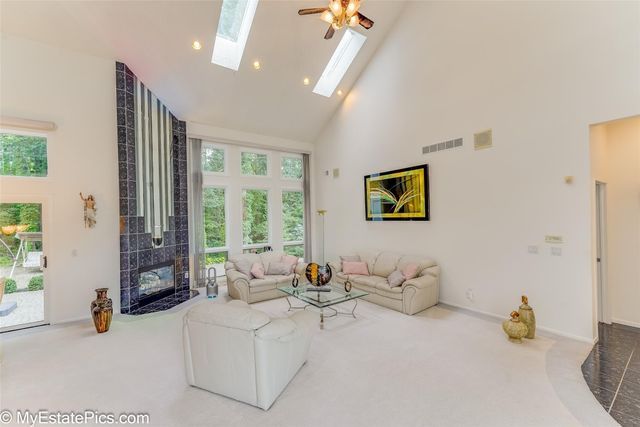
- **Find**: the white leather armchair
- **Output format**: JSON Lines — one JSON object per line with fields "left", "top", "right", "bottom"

{"left": 183, "top": 300, "right": 317, "bottom": 410}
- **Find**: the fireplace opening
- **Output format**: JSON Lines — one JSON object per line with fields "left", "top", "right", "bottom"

{"left": 138, "top": 260, "right": 175, "bottom": 307}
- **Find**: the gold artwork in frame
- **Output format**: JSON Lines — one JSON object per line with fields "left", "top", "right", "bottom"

{"left": 364, "top": 164, "right": 430, "bottom": 221}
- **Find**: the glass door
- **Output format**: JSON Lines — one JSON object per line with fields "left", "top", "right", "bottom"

{"left": 0, "top": 202, "right": 47, "bottom": 332}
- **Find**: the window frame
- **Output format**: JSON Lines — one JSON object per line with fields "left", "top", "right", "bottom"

{"left": 280, "top": 153, "right": 304, "bottom": 181}
{"left": 201, "top": 142, "right": 228, "bottom": 176}
{"left": 0, "top": 128, "right": 50, "bottom": 180}
{"left": 281, "top": 189, "right": 304, "bottom": 249}
{"left": 240, "top": 148, "right": 270, "bottom": 178}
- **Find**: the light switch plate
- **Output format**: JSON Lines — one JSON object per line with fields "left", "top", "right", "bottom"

{"left": 528, "top": 245, "right": 539, "bottom": 254}
{"left": 545, "top": 235, "right": 564, "bottom": 244}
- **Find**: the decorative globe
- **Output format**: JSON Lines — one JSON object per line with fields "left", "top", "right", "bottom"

{"left": 305, "top": 263, "right": 332, "bottom": 286}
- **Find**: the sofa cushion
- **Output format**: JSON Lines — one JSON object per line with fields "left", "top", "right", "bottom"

{"left": 401, "top": 263, "right": 419, "bottom": 280}
{"left": 373, "top": 252, "right": 402, "bottom": 278}
{"left": 374, "top": 282, "right": 404, "bottom": 300}
{"left": 352, "top": 275, "right": 387, "bottom": 289}
{"left": 268, "top": 275, "right": 294, "bottom": 286}
{"left": 356, "top": 250, "right": 380, "bottom": 275}
{"left": 248, "top": 278, "right": 278, "bottom": 291}
{"left": 388, "top": 270, "right": 405, "bottom": 288}
{"left": 266, "top": 262, "right": 291, "bottom": 276}
{"left": 282, "top": 255, "right": 299, "bottom": 273}
{"left": 340, "top": 255, "right": 361, "bottom": 269}
{"left": 260, "top": 251, "right": 284, "bottom": 271}
{"left": 234, "top": 259, "right": 254, "bottom": 278}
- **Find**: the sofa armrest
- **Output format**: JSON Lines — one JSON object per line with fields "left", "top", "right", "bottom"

{"left": 403, "top": 274, "right": 437, "bottom": 290}
{"left": 294, "top": 262, "right": 308, "bottom": 277}
{"left": 255, "top": 318, "right": 297, "bottom": 341}
{"left": 226, "top": 269, "right": 251, "bottom": 285}
{"left": 421, "top": 265, "right": 440, "bottom": 278}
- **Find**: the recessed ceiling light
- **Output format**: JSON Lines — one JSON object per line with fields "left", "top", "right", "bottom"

{"left": 253, "top": 61, "right": 261, "bottom": 70}
{"left": 337, "top": 90, "right": 343, "bottom": 96}
{"left": 303, "top": 77, "right": 310, "bottom": 86}
{"left": 192, "top": 40, "right": 202, "bottom": 50}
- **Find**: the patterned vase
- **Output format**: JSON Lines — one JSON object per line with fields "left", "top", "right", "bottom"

{"left": 518, "top": 295, "right": 536, "bottom": 339}
{"left": 305, "top": 263, "right": 333, "bottom": 287}
{"left": 502, "top": 311, "right": 528, "bottom": 343}
{"left": 91, "top": 288, "right": 113, "bottom": 333}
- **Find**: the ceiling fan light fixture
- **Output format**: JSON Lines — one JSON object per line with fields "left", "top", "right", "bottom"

{"left": 320, "top": 10, "right": 334, "bottom": 24}
{"left": 332, "top": 21, "right": 341, "bottom": 30}
{"left": 330, "top": 0, "right": 342, "bottom": 17}
{"left": 347, "top": 15, "right": 359, "bottom": 27}
{"left": 346, "top": 0, "right": 360, "bottom": 17}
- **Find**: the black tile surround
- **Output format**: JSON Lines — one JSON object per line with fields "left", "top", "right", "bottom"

{"left": 116, "top": 61, "right": 190, "bottom": 315}
{"left": 582, "top": 322, "right": 640, "bottom": 426}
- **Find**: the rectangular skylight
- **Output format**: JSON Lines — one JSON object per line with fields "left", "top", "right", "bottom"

{"left": 313, "top": 29, "right": 367, "bottom": 97}
{"left": 211, "top": 0, "right": 259, "bottom": 71}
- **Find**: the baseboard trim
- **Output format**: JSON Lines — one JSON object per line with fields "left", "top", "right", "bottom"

{"left": 611, "top": 317, "right": 640, "bottom": 329}
{"left": 439, "top": 300, "right": 595, "bottom": 344}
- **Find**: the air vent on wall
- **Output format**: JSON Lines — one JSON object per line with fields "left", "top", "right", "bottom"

{"left": 422, "top": 138, "right": 463, "bottom": 155}
{"left": 474, "top": 129, "right": 493, "bottom": 150}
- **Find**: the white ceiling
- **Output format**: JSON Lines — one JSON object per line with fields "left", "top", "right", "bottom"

{"left": 0, "top": 0, "right": 406, "bottom": 143}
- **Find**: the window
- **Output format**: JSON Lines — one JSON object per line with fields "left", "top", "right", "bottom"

{"left": 203, "top": 187, "right": 227, "bottom": 276}
{"left": 281, "top": 156, "right": 303, "bottom": 180}
{"left": 241, "top": 151, "right": 268, "bottom": 176}
{"left": 0, "top": 132, "right": 48, "bottom": 177}
{"left": 211, "top": 0, "right": 259, "bottom": 71}
{"left": 242, "top": 189, "right": 269, "bottom": 246}
{"left": 313, "top": 29, "right": 367, "bottom": 97}
{"left": 282, "top": 190, "right": 304, "bottom": 259}
{"left": 202, "top": 145, "right": 225, "bottom": 173}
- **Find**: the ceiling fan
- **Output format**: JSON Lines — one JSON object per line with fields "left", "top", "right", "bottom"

{"left": 298, "top": 0, "right": 374, "bottom": 40}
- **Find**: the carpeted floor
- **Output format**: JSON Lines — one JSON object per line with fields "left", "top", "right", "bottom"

{"left": 0, "top": 289, "right": 619, "bottom": 427}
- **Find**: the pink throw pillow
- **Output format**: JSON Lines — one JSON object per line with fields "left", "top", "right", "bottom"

{"left": 402, "top": 264, "right": 419, "bottom": 280}
{"left": 342, "top": 261, "right": 370, "bottom": 276}
{"left": 250, "top": 262, "right": 265, "bottom": 279}
{"left": 281, "top": 255, "right": 299, "bottom": 274}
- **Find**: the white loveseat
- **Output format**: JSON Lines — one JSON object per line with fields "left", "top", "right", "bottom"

{"left": 329, "top": 251, "right": 440, "bottom": 315}
{"left": 225, "top": 252, "right": 307, "bottom": 303}
{"left": 183, "top": 300, "right": 317, "bottom": 410}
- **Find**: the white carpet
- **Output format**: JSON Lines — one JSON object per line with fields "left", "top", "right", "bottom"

{"left": 0, "top": 289, "right": 618, "bottom": 427}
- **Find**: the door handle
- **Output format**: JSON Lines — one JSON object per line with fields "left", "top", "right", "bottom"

{"left": 41, "top": 255, "right": 48, "bottom": 269}
{"left": 597, "top": 258, "right": 601, "bottom": 263}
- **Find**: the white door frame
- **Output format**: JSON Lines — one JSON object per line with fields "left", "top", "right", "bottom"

{"left": 0, "top": 195, "right": 51, "bottom": 333}
{"left": 595, "top": 181, "right": 611, "bottom": 324}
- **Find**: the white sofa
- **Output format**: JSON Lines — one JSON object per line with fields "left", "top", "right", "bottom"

{"left": 183, "top": 300, "right": 317, "bottom": 410}
{"left": 329, "top": 250, "right": 440, "bottom": 315}
{"left": 225, "top": 251, "right": 307, "bottom": 303}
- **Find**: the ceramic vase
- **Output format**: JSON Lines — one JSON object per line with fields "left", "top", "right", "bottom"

{"left": 91, "top": 288, "right": 113, "bottom": 333}
{"left": 305, "top": 263, "right": 333, "bottom": 287}
{"left": 518, "top": 295, "right": 536, "bottom": 339}
{"left": 502, "top": 311, "right": 528, "bottom": 343}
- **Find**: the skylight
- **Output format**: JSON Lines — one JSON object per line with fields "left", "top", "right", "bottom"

{"left": 313, "top": 29, "right": 367, "bottom": 97}
{"left": 211, "top": 0, "right": 259, "bottom": 71}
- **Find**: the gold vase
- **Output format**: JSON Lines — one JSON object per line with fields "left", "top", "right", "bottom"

{"left": 91, "top": 288, "right": 113, "bottom": 333}
{"left": 502, "top": 311, "right": 528, "bottom": 343}
{"left": 518, "top": 295, "right": 536, "bottom": 339}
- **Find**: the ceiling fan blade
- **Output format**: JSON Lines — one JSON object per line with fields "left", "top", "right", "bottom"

{"left": 324, "top": 24, "right": 335, "bottom": 39}
{"left": 298, "top": 7, "right": 328, "bottom": 15}
{"left": 357, "top": 12, "right": 374, "bottom": 29}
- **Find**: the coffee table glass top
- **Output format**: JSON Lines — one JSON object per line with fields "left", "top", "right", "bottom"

{"left": 277, "top": 285, "right": 368, "bottom": 308}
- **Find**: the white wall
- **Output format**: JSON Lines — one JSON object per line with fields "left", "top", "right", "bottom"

{"left": 0, "top": 34, "right": 119, "bottom": 323}
{"left": 313, "top": 1, "right": 640, "bottom": 341}
{"left": 592, "top": 117, "right": 640, "bottom": 328}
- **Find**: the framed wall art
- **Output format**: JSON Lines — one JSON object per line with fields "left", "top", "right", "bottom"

{"left": 364, "top": 164, "right": 430, "bottom": 221}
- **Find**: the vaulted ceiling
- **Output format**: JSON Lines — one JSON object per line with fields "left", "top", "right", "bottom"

{"left": 0, "top": 0, "right": 406, "bottom": 142}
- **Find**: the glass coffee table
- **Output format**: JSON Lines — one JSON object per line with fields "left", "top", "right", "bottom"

{"left": 278, "top": 285, "right": 368, "bottom": 329}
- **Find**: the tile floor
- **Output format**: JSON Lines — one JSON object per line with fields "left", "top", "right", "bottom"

{"left": 582, "top": 322, "right": 640, "bottom": 426}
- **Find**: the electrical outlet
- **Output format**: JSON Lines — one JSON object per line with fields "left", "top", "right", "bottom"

{"left": 551, "top": 247, "right": 562, "bottom": 256}
{"left": 466, "top": 289, "right": 474, "bottom": 301}
{"left": 528, "top": 245, "right": 539, "bottom": 254}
